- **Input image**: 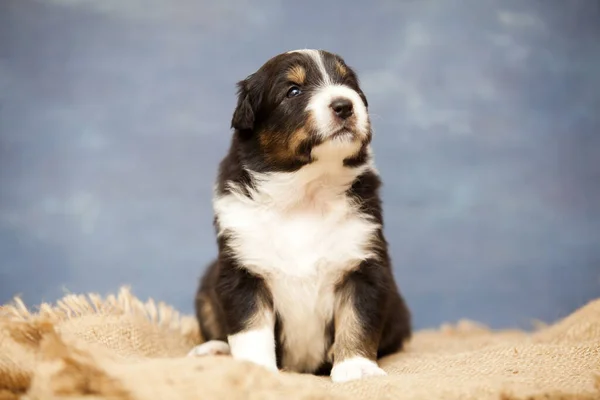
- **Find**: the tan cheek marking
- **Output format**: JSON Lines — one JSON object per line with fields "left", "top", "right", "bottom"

{"left": 335, "top": 61, "right": 348, "bottom": 78}
{"left": 260, "top": 129, "right": 310, "bottom": 163}
{"left": 259, "top": 132, "right": 282, "bottom": 154}
{"left": 287, "top": 65, "right": 306, "bottom": 85}
{"left": 288, "top": 128, "right": 309, "bottom": 154}
{"left": 259, "top": 132, "right": 287, "bottom": 163}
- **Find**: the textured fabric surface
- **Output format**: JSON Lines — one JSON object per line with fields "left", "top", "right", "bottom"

{"left": 1, "top": 287, "right": 599, "bottom": 400}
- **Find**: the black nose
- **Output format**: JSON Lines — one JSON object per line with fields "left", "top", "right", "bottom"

{"left": 330, "top": 98, "right": 354, "bottom": 120}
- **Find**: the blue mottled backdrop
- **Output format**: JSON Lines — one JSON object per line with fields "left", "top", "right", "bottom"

{"left": 1, "top": 0, "right": 599, "bottom": 329}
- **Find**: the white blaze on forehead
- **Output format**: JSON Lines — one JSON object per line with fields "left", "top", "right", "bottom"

{"left": 287, "top": 49, "right": 331, "bottom": 85}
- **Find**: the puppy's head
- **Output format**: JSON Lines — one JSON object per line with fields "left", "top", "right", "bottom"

{"left": 231, "top": 49, "right": 371, "bottom": 171}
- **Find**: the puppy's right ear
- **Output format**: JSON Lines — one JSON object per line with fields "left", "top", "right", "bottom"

{"left": 231, "top": 75, "right": 260, "bottom": 132}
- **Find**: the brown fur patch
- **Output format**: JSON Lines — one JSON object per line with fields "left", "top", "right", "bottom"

{"left": 195, "top": 293, "right": 221, "bottom": 341}
{"left": 287, "top": 128, "right": 309, "bottom": 155}
{"left": 259, "top": 128, "right": 310, "bottom": 164}
{"left": 331, "top": 288, "right": 378, "bottom": 363}
{"left": 286, "top": 65, "right": 306, "bottom": 85}
{"left": 258, "top": 131, "right": 286, "bottom": 162}
{"left": 335, "top": 60, "right": 348, "bottom": 77}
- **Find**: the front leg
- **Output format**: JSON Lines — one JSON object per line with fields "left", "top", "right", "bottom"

{"left": 330, "top": 260, "right": 388, "bottom": 383}
{"left": 217, "top": 264, "right": 278, "bottom": 373}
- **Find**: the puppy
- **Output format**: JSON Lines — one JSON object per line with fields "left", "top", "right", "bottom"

{"left": 189, "top": 49, "right": 411, "bottom": 383}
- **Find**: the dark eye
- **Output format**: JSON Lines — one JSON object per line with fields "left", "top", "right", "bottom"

{"left": 286, "top": 86, "right": 302, "bottom": 98}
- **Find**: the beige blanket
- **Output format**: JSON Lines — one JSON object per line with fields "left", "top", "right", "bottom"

{"left": 0, "top": 287, "right": 598, "bottom": 400}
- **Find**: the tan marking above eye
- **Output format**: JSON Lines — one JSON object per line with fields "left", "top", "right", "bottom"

{"left": 287, "top": 65, "right": 306, "bottom": 85}
{"left": 335, "top": 60, "right": 348, "bottom": 77}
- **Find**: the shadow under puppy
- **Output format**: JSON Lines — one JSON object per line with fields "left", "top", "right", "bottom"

{"left": 189, "top": 49, "right": 411, "bottom": 383}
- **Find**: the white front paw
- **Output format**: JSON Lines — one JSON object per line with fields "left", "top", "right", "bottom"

{"left": 228, "top": 328, "right": 279, "bottom": 373}
{"left": 187, "top": 340, "right": 231, "bottom": 357}
{"left": 330, "top": 357, "right": 387, "bottom": 383}
{"left": 243, "top": 357, "right": 279, "bottom": 373}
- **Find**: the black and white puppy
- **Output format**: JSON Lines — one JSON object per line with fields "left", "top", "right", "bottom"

{"left": 189, "top": 49, "right": 411, "bottom": 383}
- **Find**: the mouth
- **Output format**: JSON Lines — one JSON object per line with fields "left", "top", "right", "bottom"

{"left": 329, "top": 125, "right": 358, "bottom": 140}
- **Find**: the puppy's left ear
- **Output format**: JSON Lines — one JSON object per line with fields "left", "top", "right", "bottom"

{"left": 231, "top": 74, "right": 262, "bottom": 132}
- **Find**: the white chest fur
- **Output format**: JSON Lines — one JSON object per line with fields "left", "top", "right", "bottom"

{"left": 213, "top": 143, "right": 380, "bottom": 372}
